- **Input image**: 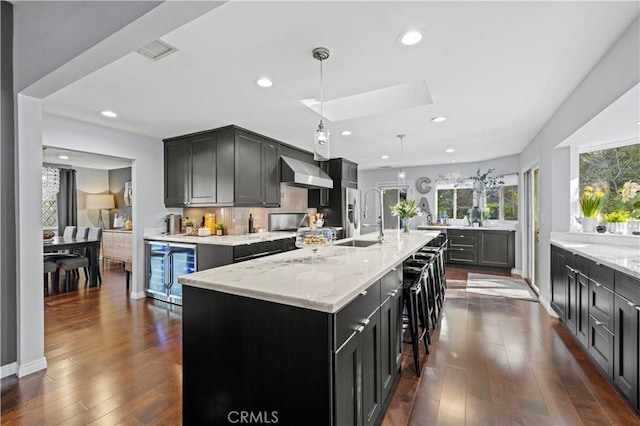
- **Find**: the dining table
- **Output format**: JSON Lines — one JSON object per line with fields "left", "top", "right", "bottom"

{"left": 43, "top": 236, "right": 101, "bottom": 286}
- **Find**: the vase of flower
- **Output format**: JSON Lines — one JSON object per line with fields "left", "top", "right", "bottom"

{"left": 581, "top": 217, "right": 597, "bottom": 233}
{"left": 603, "top": 210, "right": 629, "bottom": 234}
{"left": 389, "top": 199, "right": 421, "bottom": 235}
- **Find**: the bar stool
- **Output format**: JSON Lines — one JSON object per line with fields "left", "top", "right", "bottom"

{"left": 410, "top": 252, "right": 441, "bottom": 325}
{"left": 402, "top": 263, "right": 430, "bottom": 376}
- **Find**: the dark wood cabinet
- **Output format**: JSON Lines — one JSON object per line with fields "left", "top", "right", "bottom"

{"left": 551, "top": 244, "right": 640, "bottom": 413}
{"left": 479, "top": 230, "right": 515, "bottom": 268}
{"left": 614, "top": 294, "right": 638, "bottom": 406}
{"left": 164, "top": 126, "right": 280, "bottom": 207}
{"left": 361, "top": 308, "right": 382, "bottom": 426}
{"left": 445, "top": 229, "right": 514, "bottom": 269}
{"left": 551, "top": 245, "right": 567, "bottom": 321}
{"left": 380, "top": 282, "right": 402, "bottom": 403}
{"left": 164, "top": 139, "right": 191, "bottom": 206}
{"left": 335, "top": 331, "right": 360, "bottom": 426}
{"left": 310, "top": 158, "right": 358, "bottom": 222}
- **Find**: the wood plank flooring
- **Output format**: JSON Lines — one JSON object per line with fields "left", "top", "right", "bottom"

{"left": 2, "top": 263, "right": 639, "bottom": 425}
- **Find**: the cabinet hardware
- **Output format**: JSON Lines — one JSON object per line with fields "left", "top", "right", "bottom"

{"left": 360, "top": 290, "right": 368, "bottom": 296}
{"left": 636, "top": 306, "right": 640, "bottom": 313}
{"left": 593, "top": 281, "right": 602, "bottom": 287}
{"left": 361, "top": 318, "right": 370, "bottom": 326}
{"left": 594, "top": 319, "right": 604, "bottom": 326}
{"left": 595, "top": 262, "right": 601, "bottom": 266}
{"left": 389, "top": 290, "right": 398, "bottom": 297}
{"left": 627, "top": 301, "right": 636, "bottom": 308}
{"left": 355, "top": 325, "right": 365, "bottom": 333}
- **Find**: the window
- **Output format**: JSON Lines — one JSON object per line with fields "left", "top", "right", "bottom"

{"left": 579, "top": 143, "right": 640, "bottom": 215}
{"left": 42, "top": 196, "right": 58, "bottom": 229}
{"left": 436, "top": 174, "right": 519, "bottom": 221}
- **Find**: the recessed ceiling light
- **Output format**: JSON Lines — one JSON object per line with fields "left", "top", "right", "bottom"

{"left": 101, "top": 110, "right": 117, "bottom": 118}
{"left": 431, "top": 116, "right": 447, "bottom": 123}
{"left": 255, "top": 77, "right": 273, "bottom": 88}
{"left": 381, "top": 155, "right": 389, "bottom": 160}
{"left": 451, "top": 160, "right": 457, "bottom": 163}
{"left": 399, "top": 30, "right": 423, "bottom": 46}
{"left": 58, "top": 155, "right": 69, "bottom": 160}
{"left": 637, "top": 121, "right": 640, "bottom": 125}
{"left": 445, "top": 148, "right": 455, "bottom": 153}
{"left": 341, "top": 130, "right": 351, "bottom": 136}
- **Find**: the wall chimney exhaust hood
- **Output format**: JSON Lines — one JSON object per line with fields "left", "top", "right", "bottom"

{"left": 280, "top": 156, "right": 333, "bottom": 189}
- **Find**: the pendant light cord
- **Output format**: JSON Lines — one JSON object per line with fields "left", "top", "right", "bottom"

{"left": 319, "top": 58, "right": 324, "bottom": 121}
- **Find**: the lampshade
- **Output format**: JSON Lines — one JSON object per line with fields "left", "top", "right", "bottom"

{"left": 85, "top": 194, "right": 115, "bottom": 210}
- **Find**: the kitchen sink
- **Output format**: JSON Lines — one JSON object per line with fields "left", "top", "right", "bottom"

{"left": 334, "top": 239, "right": 380, "bottom": 248}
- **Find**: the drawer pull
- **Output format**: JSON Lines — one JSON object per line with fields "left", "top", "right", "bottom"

{"left": 628, "top": 301, "right": 637, "bottom": 308}
{"left": 636, "top": 306, "right": 640, "bottom": 313}
{"left": 594, "top": 319, "right": 604, "bottom": 326}
{"left": 593, "top": 281, "right": 602, "bottom": 288}
{"left": 360, "top": 290, "right": 368, "bottom": 296}
{"left": 392, "top": 267, "right": 397, "bottom": 272}
{"left": 389, "top": 290, "right": 398, "bottom": 297}
{"left": 460, "top": 248, "right": 464, "bottom": 251}
{"left": 595, "top": 262, "right": 601, "bottom": 266}
{"left": 361, "top": 318, "right": 371, "bottom": 326}
{"left": 355, "top": 325, "right": 365, "bottom": 333}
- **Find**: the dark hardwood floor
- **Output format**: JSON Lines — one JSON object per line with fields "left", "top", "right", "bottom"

{"left": 2, "top": 263, "right": 639, "bottom": 425}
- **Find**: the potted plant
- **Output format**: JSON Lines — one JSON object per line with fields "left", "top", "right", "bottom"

{"left": 183, "top": 217, "right": 195, "bottom": 234}
{"left": 603, "top": 210, "right": 629, "bottom": 234}
{"left": 579, "top": 185, "right": 605, "bottom": 232}
{"left": 389, "top": 199, "right": 421, "bottom": 234}
{"left": 215, "top": 223, "right": 224, "bottom": 236}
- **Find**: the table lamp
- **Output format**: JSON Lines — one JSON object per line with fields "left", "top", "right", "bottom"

{"left": 86, "top": 194, "right": 115, "bottom": 229}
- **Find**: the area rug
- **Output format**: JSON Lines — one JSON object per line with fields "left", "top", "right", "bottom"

{"left": 466, "top": 273, "right": 538, "bottom": 302}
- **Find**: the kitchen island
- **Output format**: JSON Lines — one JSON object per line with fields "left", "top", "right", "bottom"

{"left": 179, "top": 230, "right": 439, "bottom": 425}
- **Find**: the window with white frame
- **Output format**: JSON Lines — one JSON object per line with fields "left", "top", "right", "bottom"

{"left": 436, "top": 174, "right": 519, "bottom": 221}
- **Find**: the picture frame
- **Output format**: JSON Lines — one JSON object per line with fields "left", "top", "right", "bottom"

{"left": 124, "top": 181, "right": 133, "bottom": 206}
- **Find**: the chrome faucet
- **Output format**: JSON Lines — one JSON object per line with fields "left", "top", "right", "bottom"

{"left": 363, "top": 188, "right": 384, "bottom": 244}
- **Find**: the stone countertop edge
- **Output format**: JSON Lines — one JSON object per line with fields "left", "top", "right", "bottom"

{"left": 178, "top": 231, "right": 440, "bottom": 313}
{"left": 144, "top": 231, "right": 296, "bottom": 246}
{"left": 417, "top": 225, "right": 516, "bottom": 231}
{"left": 550, "top": 232, "right": 640, "bottom": 279}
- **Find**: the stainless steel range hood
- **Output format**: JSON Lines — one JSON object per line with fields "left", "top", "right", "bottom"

{"left": 280, "top": 156, "right": 333, "bottom": 189}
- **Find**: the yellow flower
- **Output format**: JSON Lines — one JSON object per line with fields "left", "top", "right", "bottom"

{"left": 584, "top": 185, "right": 594, "bottom": 192}
{"left": 595, "top": 191, "right": 604, "bottom": 198}
{"left": 583, "top": 191, "right": 589, "bottom": 197}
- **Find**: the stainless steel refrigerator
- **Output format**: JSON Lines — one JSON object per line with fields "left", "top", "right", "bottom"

{"left": 342, "top": 187, "right": 361, "bottom": 238}
{"left": 145, "top": 241, "right": 197, "bottom": 305}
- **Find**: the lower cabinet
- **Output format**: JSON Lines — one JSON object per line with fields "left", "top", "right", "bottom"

{"left": 334, "top": 268, "right": 403, "bottom": 426}
{"left": 551, "top": 244, "right": 640, "bottom": 414}
{"left": 445, "top": 229, "right": 514, "bottom": 269}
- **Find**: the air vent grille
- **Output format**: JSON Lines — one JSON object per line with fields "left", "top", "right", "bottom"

{"left": 136, "top": 39, "right": 177, "bottom": 61}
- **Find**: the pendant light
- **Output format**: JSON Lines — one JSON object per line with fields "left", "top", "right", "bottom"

{"left": 397, "top": 134, "right": 406, "bottom": 182}
{"left": 313, "top": 47, "right": 330, "bottom": 161}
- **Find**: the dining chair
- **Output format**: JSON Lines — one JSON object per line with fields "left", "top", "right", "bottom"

{"left": 57, "top": 227, "right": 103, "bottom": 286}
{"left": 43, "top": 260, "right": 59, "bottom": 291}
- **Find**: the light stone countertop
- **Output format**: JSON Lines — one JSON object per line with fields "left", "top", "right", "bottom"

{"left": 144, "top": 231, "right": 296, "bottom": 246}
{"left": 550, "top": 232, "right": 640, "bottom": 279}
{"left": 178, "top": 230, "right": 440, "bottom": 313}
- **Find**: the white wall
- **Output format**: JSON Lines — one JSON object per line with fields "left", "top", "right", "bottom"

{"left": 519, "top": 18, "right": 639, "bottom": 308}
{"left": 75, "top": 167, "right": 110, "bottom": 228}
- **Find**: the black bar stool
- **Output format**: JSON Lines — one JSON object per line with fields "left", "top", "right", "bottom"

{"left": 410, "top": 252, "right": 440, "bottom": 326}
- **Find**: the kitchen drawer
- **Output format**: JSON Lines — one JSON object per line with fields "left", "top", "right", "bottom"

{"left": 335, "top": 281, "right": 381, "bottom": 349}
{"left": 380, "top": 267, "right": 402, "bottom": 302}
{"left": 573, "top": 254, "right": 589, "bottom": 276}
{"left": 448, "top": 248, "right": 477, "bottom": 264}
{"left": 615, "top": 271, "right": 640, "bottom": 305}
{"left": 589, "top": 260, "right": 614, "bottom": 291}
{"left": 589, "top": 277, "right": 614, "bottom": 329}
{"left": 588, "top": 314, "right": 614, "bottom": 379}
{"left": 233, "top": 240, "right": 283, "bottom": 262}
{"left": 448, "top": 233, "right": 477, "bottom": 248}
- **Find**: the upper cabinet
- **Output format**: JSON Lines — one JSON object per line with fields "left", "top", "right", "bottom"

{"left": 164, "top": 126, "right": 280, "bottom": 207}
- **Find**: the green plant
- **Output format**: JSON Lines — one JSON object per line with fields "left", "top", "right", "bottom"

{"left": 183, "top": 217, "right": 194, "bottom": 227}
{"left": 389, "top": 199, "right": 421, "bottom": 219}
{"left": 215, "top": 223, "right": 224, "bottom": 230}
{"left": 603, "top": 210, "right": 630, "bottom": 223}
{"left": 471, "top": 168, "right": 504, "bottom": 193}
{"left": 579, "top": 186, "right": 605, "bottom": 217}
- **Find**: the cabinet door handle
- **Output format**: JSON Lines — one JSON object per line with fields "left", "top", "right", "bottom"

{"left": 593, "top": 281, "right": 602, "bottom": 288}
{"left": 595, "top": 262, "right": 601, "bottom": 266}
{"left": 360, "top": 290, "right": 368, "bottom": 296}
{"left": 389, "top": 290, "right": 398, "bottom": 297}
{"left": 355, "top": 325, "right": 365, "bottom": 333}
{"left": 628, "top": 301, "right": 637, "bottom": 308}
{"left": 636, "top": 305, "right": 640, "bottom": 313}
{"left": 392, "top": 267, "right": 397, "bottom": 271}
{"left": 594, "top": 319, "right": 604, "bottom": 326}
{"left": 361, "top": 318, "right": 370, "bottom": 326}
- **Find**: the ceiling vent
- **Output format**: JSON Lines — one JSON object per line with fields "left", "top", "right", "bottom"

{"left": 136, "top": 39, "right": 178, "bottom": 61}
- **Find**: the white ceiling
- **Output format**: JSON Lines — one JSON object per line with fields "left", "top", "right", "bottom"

{"left": 43, "top": 1, "right": 639, "bottom": 170}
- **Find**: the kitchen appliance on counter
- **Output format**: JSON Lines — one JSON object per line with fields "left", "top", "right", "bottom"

{"left": 145, "top": 240, "right": 196, "bottom": 305}
{"left": 165, "top": 214, "right": 182, "bottom": 235}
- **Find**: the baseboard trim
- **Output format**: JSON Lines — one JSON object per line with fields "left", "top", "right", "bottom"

{"left": 130, "top": 290, "right": 146, "bottom": 300}
{"left": 17, "top": 357, "right": 47, "bottom": 377}
{"left": 1, "top": 362, "right": 18, "bottom": 378}
{"left": 511, "top": 268, "right": 522, "bottom": 277}
{"left": 539, "top": 296, "right": 558, "bottom": 318}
